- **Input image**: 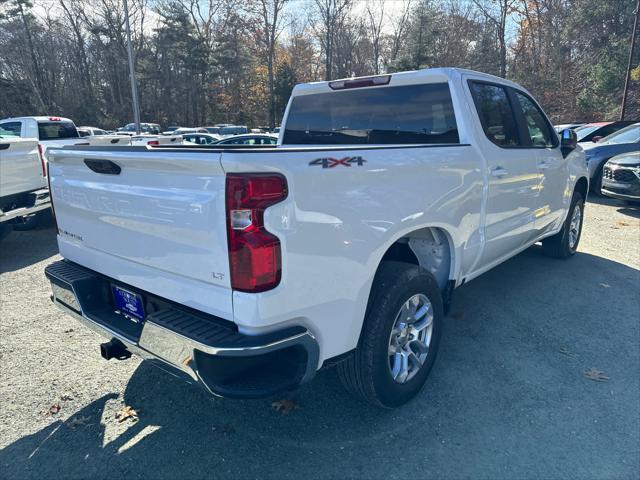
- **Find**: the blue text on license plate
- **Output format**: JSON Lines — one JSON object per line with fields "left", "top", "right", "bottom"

{"left": 112, "top": 285, "right": 145, "bottom": 319}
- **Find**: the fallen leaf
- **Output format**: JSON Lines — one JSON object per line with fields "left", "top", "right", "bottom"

{"left": 63, "top": 329, "right": 74, "bottom": 333}
{"left": 61, "top": 394, "right": 74, "bottom": 401}
{"left": 599, "top": 283, "right": 610, "bottom": 288}
{"left": 115, "top": 405, "right": 139, "bottom": 423}
{"left": 616, "top": 220, "right": 631, "bottom": 227}
{"left": 48, "top": 403, "right": 61, "bottom": 415}
{"left": 271, "top": 399, "right": 299, "bottom": 414}
{"left": 584, "top": 368, "right": 609, "bottom": 382}
{"left": 67, "top": 415, "right": 92, "bottom": 429}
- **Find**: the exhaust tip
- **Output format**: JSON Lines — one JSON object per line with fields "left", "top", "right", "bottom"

{"left": 100, "top": 338, "right": 132, "bottom": 361}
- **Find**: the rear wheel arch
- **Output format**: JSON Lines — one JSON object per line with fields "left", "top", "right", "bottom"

{"left": 378, "top": 226, "right": 455, "bottom": 291}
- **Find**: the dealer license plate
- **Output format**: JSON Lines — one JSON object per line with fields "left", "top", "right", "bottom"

{"left": 112, "top": 285, "right": 145, "bottom": 320}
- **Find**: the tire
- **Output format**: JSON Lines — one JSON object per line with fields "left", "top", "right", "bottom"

{"left": 337, "top": 261, "right": 444, "bottom": 408}
{"left": 542, "top": 190, "right": 584, "bottom": 259}
{"left": 590, "top": 169, "right": 603, "bottom": 196}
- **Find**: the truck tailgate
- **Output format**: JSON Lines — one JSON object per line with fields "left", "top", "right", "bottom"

{"left": 0, "top": 138, "right": 46, "bottom": 197}
{"left": 48, "top": 147, "right": 233, "bottom": 319}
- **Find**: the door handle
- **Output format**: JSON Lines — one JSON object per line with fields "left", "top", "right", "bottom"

{"left": 490, "top": 167, "right": 509, "bottom": 178}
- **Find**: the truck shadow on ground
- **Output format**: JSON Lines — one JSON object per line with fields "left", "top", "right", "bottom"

{"left": 2, "top": 247, "right": 639, "bottom": 479}
{"left": 0, "top": 224, "right": 58, "bottom": 274}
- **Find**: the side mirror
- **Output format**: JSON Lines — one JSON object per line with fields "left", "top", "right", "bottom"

{"left": 592, "top": 136, "right": 603, "bottom": 143}
{"left": 560, "top": 128, "right": 577, "bottom": 158}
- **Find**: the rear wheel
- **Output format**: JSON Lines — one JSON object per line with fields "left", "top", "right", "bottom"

{"left": 337, "top": 262, "right": 443, "bottom": 408}
{"left": 542, "top": 190, "right": 584, "bottom": 259}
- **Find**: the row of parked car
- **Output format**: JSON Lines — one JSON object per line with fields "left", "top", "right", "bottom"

{"left": 77, "top": 122, "right": 280, "bottom": 146}
{"left": 1, "top": 113, "right": 638, "bottom": 241}
{"left": 0, "top": 116, "right": 282, "bottom": 239}
{"left": 554, "top": 120, "right": 640, "bottom": 202}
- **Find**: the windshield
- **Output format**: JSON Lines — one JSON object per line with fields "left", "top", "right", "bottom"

{"left": 600, "top": 124, "right": 640, "bottom": 144}
{"left": 38, "top": 121, "right": 79, "bottom": 140}
{"left": 575, "top": 125, "right": 600, "bottom": 141}
{"left": 283, "top": 83, "right": 459, "bottom": 145}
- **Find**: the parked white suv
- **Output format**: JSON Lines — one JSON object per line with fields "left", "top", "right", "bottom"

{"left": 45, "top": 68, "right": 588, "bottom": 407}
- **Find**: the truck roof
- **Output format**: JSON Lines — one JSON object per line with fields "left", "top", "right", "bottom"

{"left": 291, "top": 67, "right": 524, "bottom": 97}
{"left": 0, "top": 116, "right": 75, "bottom": 123}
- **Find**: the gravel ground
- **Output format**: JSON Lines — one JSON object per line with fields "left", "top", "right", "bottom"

{"left": 1, "top": 197, "right": 639, "bottom": 480}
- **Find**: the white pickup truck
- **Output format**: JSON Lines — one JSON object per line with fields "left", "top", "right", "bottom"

{"left": 0, "top": 137, "right": 51, "bottom": 239}
{"left": 0, "top": 116, "right": 84, "bottom": 163}
{"left": 45, "top": 68, "right": 588, "bottom": 407}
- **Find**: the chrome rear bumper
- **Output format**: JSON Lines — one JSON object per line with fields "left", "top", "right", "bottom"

{"left": 45, "top": 260, "right": 319, "bottom": 398}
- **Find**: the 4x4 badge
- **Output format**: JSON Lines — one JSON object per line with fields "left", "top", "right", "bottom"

{"left": 309, "top": 156, "right": 367, "bottom": 168}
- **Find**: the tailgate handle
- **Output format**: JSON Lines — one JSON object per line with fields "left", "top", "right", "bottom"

{"left": 84, "top": 159, "right": 121, "bottom": 175}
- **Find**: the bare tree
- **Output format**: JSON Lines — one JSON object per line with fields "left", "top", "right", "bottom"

{"left": 471, "top": 0, "right": 517, "bottom": 77}
{"left": 257, "top": 0, "right": 288, "bottom": 128}
{"left": 365, "top": 0, "right": 385, "bottom": 74}
{"left": 387, "top": 0, "right": 412, "bottom": 67}
{"left": 312, "top": 0, "right": 352, "bottom": 80}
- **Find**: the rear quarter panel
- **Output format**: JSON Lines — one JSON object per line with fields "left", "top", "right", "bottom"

{"left": 222, "top": 145, "right": 483, "bottom": 363}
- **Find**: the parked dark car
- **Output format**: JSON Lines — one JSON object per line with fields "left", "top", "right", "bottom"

{"left": 576, "top": 121, "right": 636, "bottom": 143}
{"left": 602, "top": 152, "right": 640, "bottom": 203}
{"left": 119, "top": 123, "right": 161, "bottom": 135}
{"left": 219, "top": 125, "right": 249, "bottom": 136}
{"left": 182, "top": 133, "right": 221, "bottom": 145}
{"left": 582, "top": 123, "right": 640, "bottom": 194}
{"left": 214, "top": 134, "right": 277, "bottom": 145}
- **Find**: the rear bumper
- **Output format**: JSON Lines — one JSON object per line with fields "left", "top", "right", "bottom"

{"left": 45, "top": 260, "right": 319, "bottom": 398}
{"left": 0, "top": 188, "right": 50, "bottom": 223}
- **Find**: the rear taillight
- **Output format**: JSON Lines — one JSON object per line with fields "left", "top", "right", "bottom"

{"left": 226, "top": 174, "right": 288, "bottom": 292}
{"left": 147, "top": 140, "right": 159, "bottom": 146}
{"left": 37, "top": 144, "right": 46, "bottom": 176}
{"left": 46, "top": 163, "right": 59, "bottom": 234}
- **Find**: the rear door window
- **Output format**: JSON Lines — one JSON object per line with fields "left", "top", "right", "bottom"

{"left": 513, "top": 91, "right": 557, "bottom": 148}
{"left": 37, "top": 121, "right": 79, "bottom": 140}
{"left": 283, "top": 83, "right": 459, "bottom": 145}
{"left": 0, "top": 122, "right": 22, "bottom": 137}
{"left": 469, "top": 82, "right": 521, "bottom": 147}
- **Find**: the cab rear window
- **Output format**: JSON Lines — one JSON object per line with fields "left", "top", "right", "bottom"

{"left": 283, "top": 83, "right": 459, "bottom": 145}
{"left": 38, "top": 121, "right": 79, "bottom": 140}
